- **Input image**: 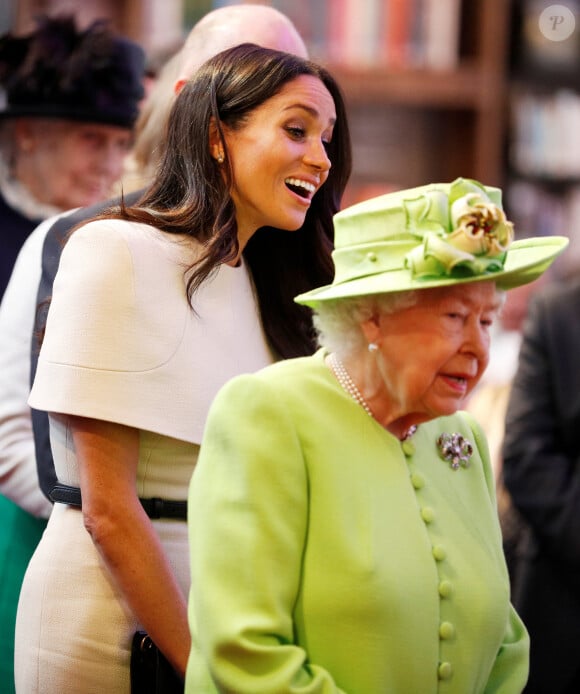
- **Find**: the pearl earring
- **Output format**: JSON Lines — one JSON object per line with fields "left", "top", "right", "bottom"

{"left": 216, "top": 153, "right": 224, "bottom": 164}
{"left": 368, "top": 342, "right": 379, "bottom": 353}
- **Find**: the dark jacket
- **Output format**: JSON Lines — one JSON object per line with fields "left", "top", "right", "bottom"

{"left": 503, "top": 276, "right": 580, "bottom": 694}
{"left": 0, "top": 190, "right": 43, "bottom": 300}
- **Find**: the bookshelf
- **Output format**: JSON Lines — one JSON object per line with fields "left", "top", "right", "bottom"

{"left": 179, "top": 0, "right": 512, "bottom": 201}
{"left": 14, "top": 0, "right": 512, "bottom": 205}
{"left": 259, "top": 0, "right": 512, "bottom": 204}
{"left": 11, "top": 0, "right": 185, "bottom": 63}
{"left": 505, "top": 0, "right": 580, "bottom": 276}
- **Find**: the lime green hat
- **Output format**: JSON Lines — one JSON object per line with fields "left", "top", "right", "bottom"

{"left": 295, "top": 177, "right": 568, "bottom": 308}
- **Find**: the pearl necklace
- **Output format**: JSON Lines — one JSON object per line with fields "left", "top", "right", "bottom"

{"left": 327, "top": 352, "right": 417, "bottom": 441}
{"left": 328, "top": 352, "right": 373, "bottom": 417}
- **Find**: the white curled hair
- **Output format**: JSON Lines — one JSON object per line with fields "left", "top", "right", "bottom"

{"left": 314, "top": 284, "right": 507, "bottom": 356}
{"left": 313, "top": 290, "right": 419, "bottom": 355}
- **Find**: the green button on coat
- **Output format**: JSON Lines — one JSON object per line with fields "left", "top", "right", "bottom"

{"left": 439, "top": 622, "right": 455, "bottom": 640}
{"left": 438, "top": 580, "right": 453, "bottom": 598}
{"left": 410, "top": 472, "right": 424, "bottom": 489}
{"left": 432, "top": 545, "right": 446, "bottom": 561}
{"left": 438, "top": 661, "right": 453, "bottom": 680}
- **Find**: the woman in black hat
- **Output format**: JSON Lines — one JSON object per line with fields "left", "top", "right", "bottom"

{"left": 0, "top": 14, "right": 145, "bottom": 300}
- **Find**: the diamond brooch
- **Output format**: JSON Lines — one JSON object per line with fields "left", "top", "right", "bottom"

{"left": 436, "top": 432, "right": 473, "bottom": 470}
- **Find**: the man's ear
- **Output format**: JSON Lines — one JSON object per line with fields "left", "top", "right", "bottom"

{"left": 208, "top": 117, "right": 224, "bottom": 163}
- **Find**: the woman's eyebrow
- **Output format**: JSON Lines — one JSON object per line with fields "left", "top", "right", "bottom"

{"left": 283, "top": 103, "right": 336, "bottom": 125}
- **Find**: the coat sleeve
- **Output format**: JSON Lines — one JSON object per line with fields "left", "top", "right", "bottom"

{"left": 502, "top": 289, "right": 580, "bottom": 569}
{"left": 186, "top": 373, "right": 347, "bottom": 694}
{"left": 463, "top": 412, "right": 530, "bottom": 694}
{"left": 0, "top": 218, "right": 55, "bottom": 517}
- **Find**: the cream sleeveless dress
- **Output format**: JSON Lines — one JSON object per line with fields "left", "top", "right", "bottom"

{"left": 14, "top": 219, "right": 273, "bottom": 693}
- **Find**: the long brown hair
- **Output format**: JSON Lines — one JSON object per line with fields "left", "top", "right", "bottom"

{"left": 97, "top": 43, "right": 352, "bottom": 357}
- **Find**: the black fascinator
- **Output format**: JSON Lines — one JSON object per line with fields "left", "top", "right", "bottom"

{"left": 0, "top": 15, "right": 145, "bottom": 128}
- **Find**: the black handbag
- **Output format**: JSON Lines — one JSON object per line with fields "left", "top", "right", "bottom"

{"left": 130, "top": 631, "right": 184, "bottom": 694}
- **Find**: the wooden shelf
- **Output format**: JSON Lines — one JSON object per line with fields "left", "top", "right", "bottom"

{"left": 330, "top": 62, "right": 485, "bottom": 109}
{"left": 328, "top": 0, "right": 511, "bottom": 194}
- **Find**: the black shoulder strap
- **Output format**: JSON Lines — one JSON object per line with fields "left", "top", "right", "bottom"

{"left": 30, "top": 190, "right": 144, "bottom": 500}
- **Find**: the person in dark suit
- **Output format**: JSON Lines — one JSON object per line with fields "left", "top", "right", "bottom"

{"left": 503, "top": 274, "right": 580, "bottom": 694}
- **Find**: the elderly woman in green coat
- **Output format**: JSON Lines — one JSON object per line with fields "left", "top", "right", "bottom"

{"left": 185, "top": 178, "right": 568, "bottom": 693}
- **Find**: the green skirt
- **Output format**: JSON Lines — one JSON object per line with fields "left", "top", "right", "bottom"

{"left": 0, "top": 495, "right": 47, "bottom": 694}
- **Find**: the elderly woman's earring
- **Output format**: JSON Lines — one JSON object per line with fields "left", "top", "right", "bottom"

{"left": 216, "top": 152, "right": 224, "bottom": 164}
{"left": 368, "top": 342, "right": 379, "bottom": 353}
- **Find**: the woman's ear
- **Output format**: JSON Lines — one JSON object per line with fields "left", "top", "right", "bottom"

{"left": 14, "top": 120, "right": 35, "bottom": 154}
{"left": 208, "top": 117, "right": 224, "bottom": 163}
{"left": 359, "top": 311, "right": 382, "bottom": 347}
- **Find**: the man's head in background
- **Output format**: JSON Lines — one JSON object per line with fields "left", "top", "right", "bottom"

{"left": 175, "top": 3, "right": 308, "bottom": 92}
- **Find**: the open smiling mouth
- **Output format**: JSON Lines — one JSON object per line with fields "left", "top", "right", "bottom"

{"left": 285, "top": 178, "right": 315, "bottom": 198}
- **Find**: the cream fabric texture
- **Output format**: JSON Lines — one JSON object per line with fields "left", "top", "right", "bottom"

{"left": 28, "top": 219, "right": 272, "bottom": 443}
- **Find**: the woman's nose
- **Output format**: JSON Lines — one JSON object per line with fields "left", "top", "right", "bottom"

{"left": 303, "top": 139, "right": 331, "bottom": 172}
{"left": 462, "top": 320, "right": 490, "bottom": 362}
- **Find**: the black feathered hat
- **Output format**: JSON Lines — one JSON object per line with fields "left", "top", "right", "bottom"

{"left": 0, "top": 15, "right": 145, "bottom": 128}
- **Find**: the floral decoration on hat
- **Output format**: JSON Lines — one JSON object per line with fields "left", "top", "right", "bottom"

{"left": 404, "top": 182, "right": 515, "bottom": 280}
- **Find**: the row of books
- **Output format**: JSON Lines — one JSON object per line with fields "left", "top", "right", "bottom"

{"left": 211, "top": 0, "right": 462, "bottom": 70}
{"left": 510, "top": 89, "right": 580, "bottom": 178}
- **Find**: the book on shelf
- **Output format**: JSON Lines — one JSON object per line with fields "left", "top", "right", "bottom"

{"left": 511, "top": 89, "right": 580, "bottom": 178}
{"left": 327, "top": 0, "right": 428, "bottom": 69}
{"left": 507, "top": 179, "right": 580, "bottom": 275}
{"left": 383, "top": 0, "right": 415, "bottom": 67}
{"left": 264, "top": 0, "right": 462, "bottom": 71}
{"left": 270, "top": 0, "right": 329, "bottom": 62}
{"left": 423, "top": 0, "right": 461, "bottom": 70}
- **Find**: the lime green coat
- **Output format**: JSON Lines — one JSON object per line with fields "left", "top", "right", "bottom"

{"left": 186, "top": 351, "right": 528, "bottom": 693}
